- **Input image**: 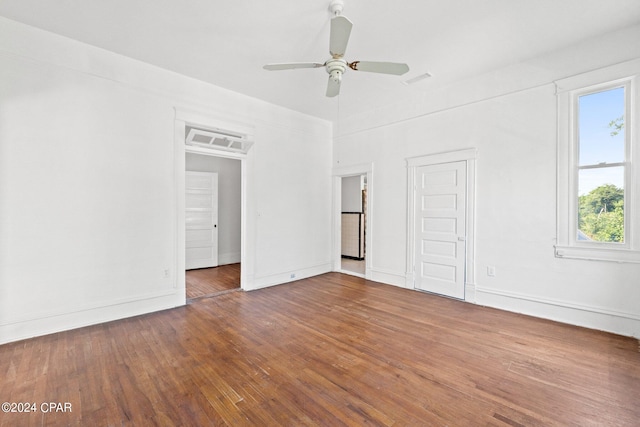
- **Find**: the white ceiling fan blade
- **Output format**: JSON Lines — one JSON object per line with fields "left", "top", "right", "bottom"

{"left": 349, "top": 61, "right": 410, "bottom": 75}
{"left": 326, "top": 76, "right": 341, "bottom": 97}
{"left": 263, "top": 62, "right": 324, "bottom": 71}
{"left": 329, "top": 15, "right": 353, "bottom": 57}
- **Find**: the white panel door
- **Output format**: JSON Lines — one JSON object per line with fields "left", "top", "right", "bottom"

{"left": 185, "top": 171, "right": 218, "bottom": 270}
{"left": 414, "top": 161, "right": 466, "bottom": 299}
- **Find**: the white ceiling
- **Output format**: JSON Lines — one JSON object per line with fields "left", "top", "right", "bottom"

{"left": 1, "top": 0, "right": 640, "bottom": 122}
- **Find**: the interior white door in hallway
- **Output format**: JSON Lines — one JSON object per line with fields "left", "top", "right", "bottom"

{"left": 414, "top": 161, "right": 466, "bottom": 299}
{"left": 185, "top": 171, "right": 218, "bottom": 270}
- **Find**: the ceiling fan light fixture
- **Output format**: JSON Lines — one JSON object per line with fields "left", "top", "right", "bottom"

{"left": 262, "top": 0, "right": 411, "bottom": 98}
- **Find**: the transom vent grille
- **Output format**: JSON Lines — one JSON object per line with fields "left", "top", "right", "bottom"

{"left": 186, "top": 126, "right": 254, "bottom": 154}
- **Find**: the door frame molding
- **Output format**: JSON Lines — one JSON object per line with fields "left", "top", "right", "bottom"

{"left": 406, "top": 148, "right": 477, "bottom": 301}
{"left": 174, "top": 107, "right": 251, "bottom": 300}
{"left": 332, "top": 163, "right": 373, "bottom": 279}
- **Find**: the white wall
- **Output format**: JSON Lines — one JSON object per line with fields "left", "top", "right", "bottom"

{"left": 341, "top": 175, "right": 362, "bottom": 212}
{"left": 185, "top": 153, "right": 241, "bottom": 265}
{"left": 334, "top": 24, "right": 640, "bottom": 338}
{"left": 0, "top": 17, "right": 332, "bottom": 344}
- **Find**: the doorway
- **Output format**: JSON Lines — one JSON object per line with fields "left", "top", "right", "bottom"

{"left": 185, "top": 152, "right": 241, "bottom": 299}
{"left": 174, "top": 108, "right": 252, "bottom": 304}
{"left": 341, "top": 174, "right": 366, "bottom": 275}
{"left": 332, "top": 163, "right": 373, "bottom": 279}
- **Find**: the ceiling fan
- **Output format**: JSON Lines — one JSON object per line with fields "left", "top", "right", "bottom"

{"left": 263, "top": 0, "right": 409, "bottom": 97}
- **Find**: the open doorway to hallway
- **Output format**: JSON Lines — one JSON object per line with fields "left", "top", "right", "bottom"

{"left": 341, "top": 174, "right": 366, "bottom": 276}
{"left": 185, "top": 151, "right": 241, "bottom": 299}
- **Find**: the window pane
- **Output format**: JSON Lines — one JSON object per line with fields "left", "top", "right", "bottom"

{"left": 577, "top": 167, "right": 624, "bottom": 243}
{"left": 578, "top": 87, "right": 625, "bottom": 166}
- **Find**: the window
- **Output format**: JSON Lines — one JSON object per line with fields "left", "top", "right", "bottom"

{"left": 555, "top": 59, "right": 640, "bottom": 263}
{"left": 577, "top": 85, "right": 626, "bottom": 244}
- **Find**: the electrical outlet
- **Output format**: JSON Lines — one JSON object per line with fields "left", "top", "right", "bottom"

{"left": 164, "top": 269, "right": 170, "bottom": 278}
{"left": 290, "top": 273, "right": 296, "bottom": 279}
{"left": 487, "top": 266, "right": 496, "bottom": 277}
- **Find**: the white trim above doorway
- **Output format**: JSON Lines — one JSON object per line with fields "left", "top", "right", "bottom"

{"left": 406, "top": 148, "right": 477, "bottom": 301}
{"left": 186, "top": 126, "right": 254, "bottom": 155}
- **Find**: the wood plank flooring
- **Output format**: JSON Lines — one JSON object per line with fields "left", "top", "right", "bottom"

{"left": 1, "top": 273, "right": 639, "bottom": 426}
{"left": 186, "top": 263, "right": 240, "bottom": 299}
{"left": 341, "top": 258, "right": 365, "bottom": 275}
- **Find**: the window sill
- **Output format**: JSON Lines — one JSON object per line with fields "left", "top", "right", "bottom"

{"left": 554, "top": 245, "right": 640, "bottom": 263}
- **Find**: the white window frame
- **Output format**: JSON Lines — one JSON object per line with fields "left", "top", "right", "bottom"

{"left": 555, "top": 58, "right": 640, "bottom": 263}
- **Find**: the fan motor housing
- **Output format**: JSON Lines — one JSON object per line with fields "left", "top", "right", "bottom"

{"left": 329, "top": 0, "right": 344, "bottom": 15}
{"left": 326, "top": 58, "right": 347, "bottom": 81}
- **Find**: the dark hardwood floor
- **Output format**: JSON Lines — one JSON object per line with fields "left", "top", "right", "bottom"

{"left": 1, "top": 273, "right": 639, "bottom": 426}
{"left": 186, "top": 263, "right": 240, "bottom": 299}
